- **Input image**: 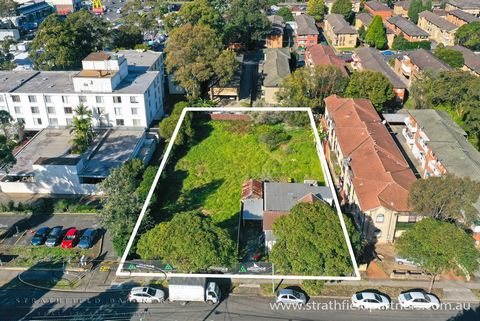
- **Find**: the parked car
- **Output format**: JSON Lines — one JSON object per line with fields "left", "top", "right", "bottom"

{"left": 351, "top": 291, "right": 390, "bottom": 310}
{"left": 395, "top": 256, "right": 418, "bottom": 266}
{"left": 381, "top": 50, "right": 395, "bottom": 56}
{"left": 78, "top": 228, "right": 97, "bottom": 249}
{"left": 128, "top": 287, "right": 164, "bottom": 303}
{"left": 31, "top": 227, "right": 50, "bottom": 246}
{"left": 398, "top": 291, "right": 440, "bottom": 309}
{"left": 61, "top": 228, "right": 78, "bottom": 248}
{"left": 45, "top": 226, "right": 63, "bottom": 247}
{"left": 275, "top": 289, "right": 307, "bottom": 305}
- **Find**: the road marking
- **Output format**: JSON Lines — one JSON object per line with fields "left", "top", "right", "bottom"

{"left": 13, "top": 230, "right": 27, "bottom": 246}
{"left": 99, "top": 265, "right": 111, "bottom": 272}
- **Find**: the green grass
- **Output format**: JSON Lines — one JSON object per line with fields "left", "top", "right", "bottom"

{"left": 155, "top": 119, "right": 324, "bottom": 232}
{"left": 9, "top": 246, "right": 88, "bottom": 267}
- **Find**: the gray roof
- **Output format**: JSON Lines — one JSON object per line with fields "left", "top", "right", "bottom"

{"left": 450, "top": 45, "right": 480, "bottom": 73}
{"left": 264, "top": 182, "right": 333, "bottom": 212}
{"left": 387, "top": 16, "right": 430, "bottom": 37}
{"left": 407, "top": 49, "right": 451, "bottom": 71}
{"left": 242, "top": 198, "right": 264, "bottom": 220}
{"left": 326, "top": 14, "right": 357, "bottom": 35}
{"left": 356, "top": 12, "right": 373, "bottom": 26}
{"left": 295, "top": 14, "right": 319, "bottom": 35}
{"left": 446, "top": 0, "right": 480, "bottom": 9}
{"left": 395, "top": 0, "right": 411, "bottom": 10}
{"left": 365, "top": 1, "right": 392, "bottom": 11}
{"left": 447, "top": 9, "right": 480, "bottom": 23}
{"left": 419, "top": 11, "right": 458, "bottom": 32}
{"left": 262, "top": 48, "right": 291, "bottom": 87}
{"left": 0, "top": 71, "right": 38, "bottom": 93}
{"left": 354, "top": 47, "right": 408, "bottom": 89}
{"left": 117, "top": 50, "right": 162, "bottom": 72}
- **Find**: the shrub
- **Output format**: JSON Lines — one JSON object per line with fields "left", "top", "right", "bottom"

{"left": 259, "top": 127, "right": 291, "bottom": 151}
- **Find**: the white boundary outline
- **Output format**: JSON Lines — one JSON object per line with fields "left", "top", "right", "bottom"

{"left": 116, "top": 107, "right": 361, "bottom": 280}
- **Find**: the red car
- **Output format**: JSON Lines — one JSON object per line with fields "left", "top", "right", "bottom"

{"left": 61, "top": 228, "right": 78, "bottom": 248}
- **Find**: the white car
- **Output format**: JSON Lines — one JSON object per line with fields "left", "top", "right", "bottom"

{"left": 351, "top": 292, "right": 390, "bottom": 310}
{"left": 276, "top": 289, "right": 307, "bottom": 305}
{"left": 395, "top": 256, "right": 418, "bottom": 266}
{"left": 398, "top": 291, "right": 440, "bottom": 309}
{"left": 128, "top": 287, "right": 165, "bottom": 303}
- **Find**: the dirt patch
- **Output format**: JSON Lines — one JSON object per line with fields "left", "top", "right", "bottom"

{"left": 367, "top": 261, "right": 389, "bottom": 279}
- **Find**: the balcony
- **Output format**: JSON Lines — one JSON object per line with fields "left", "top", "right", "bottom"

{"left": 401, "top": 63, "right": 412, "bottom": 77}
{"left": 428, "top": 160, "right": 441, "bottom": 176}
{"left": 404, "top": 117, "right": 417, "bottom": 133}
{"left": 418, "top": 137, "right": 428, "bottom": 151}
{"left": 402, "top": 127, "right": 414, "bottom": 145}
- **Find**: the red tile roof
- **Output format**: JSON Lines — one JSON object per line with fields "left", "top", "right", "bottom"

{"left": 307, "top": 45, "right": 349, "bottom": 77}
{"left": 324, "top": 95, "right": 416, "bottom": 212}
{"left": 263, "top": 211, "right": 290, "bottom": 230}
{"left": 242, "top": 179, "right": 263, "bottom": 199}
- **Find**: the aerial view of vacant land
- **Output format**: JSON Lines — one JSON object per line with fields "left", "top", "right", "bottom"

{"left": 153, "top": 115, "right": 324, "bottom": 234}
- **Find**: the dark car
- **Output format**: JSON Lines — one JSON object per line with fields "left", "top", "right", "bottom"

{"left": 31, "top": 227, "right": 50, "bottom": 246}
{"left": 45, "top": 226, "right": 63, "bottom": 247}
{"left": 78, "top": 229, "right": 97, "bottom": 249}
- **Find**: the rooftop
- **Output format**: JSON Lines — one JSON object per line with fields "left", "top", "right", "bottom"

{"left": 450, "top": 45, "right": 480, "bottom": 74}
{"left": 446, "top": 0, "right": 480, "bottom": 9}
{"left": 365, "top": 1, "right": 393, "bottom": 12}
{"left": 268, "top": 15, "right": 286, "bottom": 36}
{"left": 306, "top": 44, "right": 349, "bottom": 77}
{"left": 406, "top": 49, "right": 451, "bottom": 72}
{"left": 116, "top": 50, "right": 162, "bottom": 72}
{"left": 326, "top": 14, "right": 357, "bottom": 35}
{"left": 295, "top": 14, "right": 319, "bottom": 35}
{"left": 356, "top": 12, "right": 373, "bottom": 26}
{"left": 387, "top": 16, "right": 430, "bottom": 37}
{"left": 325, "top": 95, "right": 416, "bottom": 212}
{"left": 264, "top": 182, "right": 333, "bottom": 212}
{"left": 394, "top": 0, "right": 411, "bottom": 10}
{"left": 447, "top": 9, "right": 480, "bottom": 23}
{"left": 419, "top": 11, "right": 458, "bottom": 31}
{"left": 0, "top": 71, "right": 37, "bottom": 92}
{"left": 354, "top": 47, "right": 408, "bottom": 89}
{"left": 262, "top": 48, "right": 291, "bottom": 87}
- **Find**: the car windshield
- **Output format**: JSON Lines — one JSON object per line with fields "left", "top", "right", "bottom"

{"left": 404, "top": 293, "right": 412, "bottom": 300}
{"left": 80, "top": 236, "right": 90, "bottom": 241}
{"left": 65, "top": 235, "right": 75, "bottom": 240}
{"left": 147, "top": 288, "right": 156, "bottom": 296}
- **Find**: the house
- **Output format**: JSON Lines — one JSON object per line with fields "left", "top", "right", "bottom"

{"left": 325, "top": 0, "right": 361, "bottom": 14}
{"left": 324, "top": 14, "right": 358, "bottom": 49}
{"left": 364, "top": 1, "right": 393, "bottom": 21}
{"left": 261, "top": 48, "right": 291, "bottom": 104}
{"left": 354, "top": 12, "right": 395, "bottom": 48}
{"left": 393, "top": 49, "right": 451, "bottom": 86}
{"left": 2, "top": 0, "right": 53, "bottom": 31}
{"left": 418, "top": 11, "right": 458, "bottom": 46}
{"left": 305, "top": 44, "right": 349, "bottom": 77}
{"left": 294, "top": 14, "right": 319, "bottom": 50}
{"left": 0, "top": 20, "right": 20, "bottom": 41}
{"left": 322, "top": 95, "right": 417, "bottom": 243}
{"left": 393, "top": 0, "right": 411, "bottom": 17}
{"left": 241, "top": 179, "right": 333, "bottom": 251}
{"left": 0, "top": 50, "right": 165, "bottom": 130}
{"left": 209, "top": 55, "right": 243, "bottom": 101}
{"left": 386, "top": 16, "right": 430, "bottom": 42}
{"left": 266, "top": 15, "right": 285, "bottom": 48}
{"left": 290, "top": 5, "right": 306, "bottom": 16}
{"left": 45, "top": 0, "right": 81, "bottom": 14}
{"left": 445, "top": 9, "right": 480, "bottom": 26}
{"left": 445, "top": 0, "right": 480, "bottom": 15}
{"left": 0, "top": 127, "right": 156, "bottom": 194}
{"left": 352, "top": 47, "right": 408, "bottom": 102}
{"left": 449, "top": 45, "right": 480, "bottom": 76}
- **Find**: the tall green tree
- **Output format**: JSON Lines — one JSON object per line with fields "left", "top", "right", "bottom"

{"left": 307, "top": 0, "right": 327, "bottom": 22}
{"left": 70, "top": 104, "right": 95, "bottom": 154}
{"left": 276, "top": 65, "right": 349, "bottom": 112}
{"left": 396, "top": 218, "right": 479, "bottom": 291}
{"left": 137, "top": 211, "right": 236, "bottom": 272}
{"left": 408, "top": 0, "right": 423, "bottom": 24}
{"left": 111, "top": 25, "right": 143, "bottom": 49}
{"left": 409, "top": 174, "right": 480, "bottom": 224}
{"left": 270, "top": 202, "right": 359, "bottom": 277}
{"left": 158, "top": 101, "right": 195, "bottom": 146}
{"left": 0, "top": 135, "right": 16, "bottom": 172}
{"left": 364, "top": 15, "right": 387, "bottom": 49}
{"left": 455, "top": 22, "right": 480, "bottom": 51}
{"left": 434, "top": 46, "right": 464, "bottom": 68}
{"left": 331, "top": 0, "right": 353, "bottom": 21}
{"left": 276, "top": 7, "right": 294, "bottom": 22}
{"left": 345, "top": 70, "right": 394, "bottom": 111}
{"left": 165, "top": 0, "right": 223, "bottom": 32}
{"left": 164, "top": 23, "right": 238, "bottom": 99}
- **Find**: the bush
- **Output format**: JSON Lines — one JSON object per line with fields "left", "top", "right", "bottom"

{"left": 302, "top": 280, "right": 325, "bottom": 296}
{"left": 392, "top": 34, "right": 431, "bottom": 51}
{"left": 53, "top": 199, "right": 70, "bottom": 213}
{"left": 259, "top": 127, "right": 291, "bottom": 151}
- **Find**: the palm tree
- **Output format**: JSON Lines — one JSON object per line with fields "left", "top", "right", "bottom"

{"left": 70, "top": 104, "right": 95, "bottom": 154}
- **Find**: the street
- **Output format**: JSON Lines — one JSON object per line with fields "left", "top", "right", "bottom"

{"left": 0, "top": 288, "right": 478, "bottom": 321}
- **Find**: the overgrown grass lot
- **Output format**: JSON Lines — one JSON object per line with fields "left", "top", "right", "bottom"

{"left": 154, "top": 118, "right": 324, "bottom": 234}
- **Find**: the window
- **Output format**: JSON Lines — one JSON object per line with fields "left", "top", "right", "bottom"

{"left": 28, "top": 95, "right": 37, "bottom": 103}
{"left": 17, "top": 118, "right": 25, "bottom": 124}
{"left": 64, "top": 107, "right": 73, "bottom": 114}
{"left": 14, "top": 106, "right": 22, "bottom": 114}
{"left": 45, "top": 95, "right": 52, "bottom": 103}
{"left": 79, "top": 96, "right": 87, "bottom": 103}
{"left": 49, "top": 118, "right": 58, "bottom": 126}
{"left": 47, "top": 107, "right": 56, "bottom": 114}
{"left": 130, "top": 96, "right": 139, "bottom": 103}
{"left": 113, "top": 96, "right": 122, "bottom": 103}
{"left": 116, "top": 119, "right": 124, "bottom": 126}
{"left": 95, "top": 107, "right": 105, "bottom": 115}
{"left": 66, "top": 118, "right": 73, "bottom": 125}
{"left": 11, "top": 95, "right": 20, "bottom": 103}
{"left": 96, "top": 96, "right": 104, "bottom": 104}
{"left": 131, "top": 107, "right": 138, "bottom": 115}
{"left": 132, "top": 119, "right": 141, "bottom": 126}
{"left": 376, "top": 214, "right": 385, "bottom": 223}
{"left": 62, "top": 96, "right": 69, "bottom": 103}
{"left": 33, "top": 118, "right": 42, "bottom": 125}
{"left": 31, "top": 106, "right": 39, "bottom": 114}
{"left": 114, "top": 107, "right": 122, "bottom": 116}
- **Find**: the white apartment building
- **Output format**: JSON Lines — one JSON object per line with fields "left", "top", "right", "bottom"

{"left": 0, "top": 50, "right": 165, "bottom": 131}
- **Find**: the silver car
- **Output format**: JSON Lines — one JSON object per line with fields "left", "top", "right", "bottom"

{"left": 275, "top": 289, "right": 307, "bottom": 305}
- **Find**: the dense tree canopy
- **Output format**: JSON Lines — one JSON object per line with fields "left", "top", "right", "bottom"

{"left": 111, "top": 25, "right": 143, "bottom": 49}
{"left": 365, "top": 15, "right": 387, "bottom": 49}
{"left": 409, "top": 174, "right": 480, "bottom": 225}
{"left": 434, "top": 46, "right": 464, "bottom": 68}
{"left": 276, "top": 7, "right": 294, "bottom": 22}
{"left": 391, "top": 33, "right": 431, "bottom": 50}
{"left": 455, "top": 22, "right": 480, "bottom": 51}
{"left": 137, "top": 211, "right": 236, "bottom": 272}
{"left": 269, "top": 202, "right": 359, "bottom": 276}
{"left": 396, "top": 218, "right": 479, "bottom": 291}
{"left": 165, "top": 0, "right": 223, "bottom": 32}
{"left": 408, "top": 0, "right": 431, "bottom": 24}
{"left": 331, "top": 0, "right": 353, "bottom": 21}
{"left": 345, "top": 71, "right": 394, "bottom": 111}
{"left": 158, "top": 102, "right": 195, "bottom": 146}
{"left": 307, "top": 0, "right": 327, "bottom": 22}
{"left": 0, "top": 0, "right": 17, "bottom": 16}
{"left": 276, "top": 65, "right": 349, "bottom": 112}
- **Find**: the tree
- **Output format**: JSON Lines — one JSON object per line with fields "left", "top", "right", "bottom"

{"left": 0, "top": 0, "right": 17, "bottom": 16}
{"left": 0, "top": 110, "right": 22, "bottom": 142}
{"left": 158, "top": 102, "right": 195, "bottom": 146}
{"left": 408, "top": 0, "right": 423, "bottom": 24}
{"left": 137, "top": 211, "right": 236, "bottom": 272}
{"left": 70, "top": 104, "right": 95, "bottom": 154}
{"left": 165, "top": 0, "right": 223, "bottom": 32}
{"left": 409, "top": 174, "right": 480, "bottom": 224}
{"left": 164, "top": 24, "right": 238, "bottom": 99}
{"left": 30, "top": 10, "right": 108, "bottom": 70}
{"left": 136, "top": 166, "right": 159, "bottom": 205}
{"left": 276, "top": 8, "right": 294, "bottom": 22}
{"left": 269, "top": 202, "right": 358, "bottom": 277}
{"left": 331, "top": 0, "right": 353, "bottom": 21}
{"left": 307, "top": 0, "right": 327, "bottom": 22}
{"left": 111, "top": 25, "right": 143, "bottom": 49}
{"left": 358, "top": 25, "right": 366, "bottom": 41}
{"left": 345, "top": 70, "right": 394, "bottom": 111}
{"left": 391, "top": 32, "right": 431, "bottom": 50}
{"left": 0, "top": 135, "right": 16, "bottom": 172}
{"left": 434, "top": 46, "right": 464, "bottom": 68}
{"left": 396, "top": 218, "right": 479, "bottom": 291}
{"left": 455, "top": 22, "right": 480, "bottom": 51}
{"left": 364, "top": 15, "right": 387, "bottom": 49}
{"left": 276, "top": 65, "right": 349, "bottom": 112}
{"left": 224, "top": 0, "right": 272, "bottom": 47}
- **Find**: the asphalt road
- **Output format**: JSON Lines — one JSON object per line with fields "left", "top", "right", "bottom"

{"left": 0, "top": 288, "right": 478, "bottom": 321}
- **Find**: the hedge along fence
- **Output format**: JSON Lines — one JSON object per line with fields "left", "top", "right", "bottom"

{"left": 0, "top": 198, "right": 100, "bottom": 215}
{"left": 209, "top": 113, "right": 253, "bottom": 121}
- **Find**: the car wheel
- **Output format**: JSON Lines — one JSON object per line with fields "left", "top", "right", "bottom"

{"left": 207, "top": 300, "right": 214, "bottom": 305}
